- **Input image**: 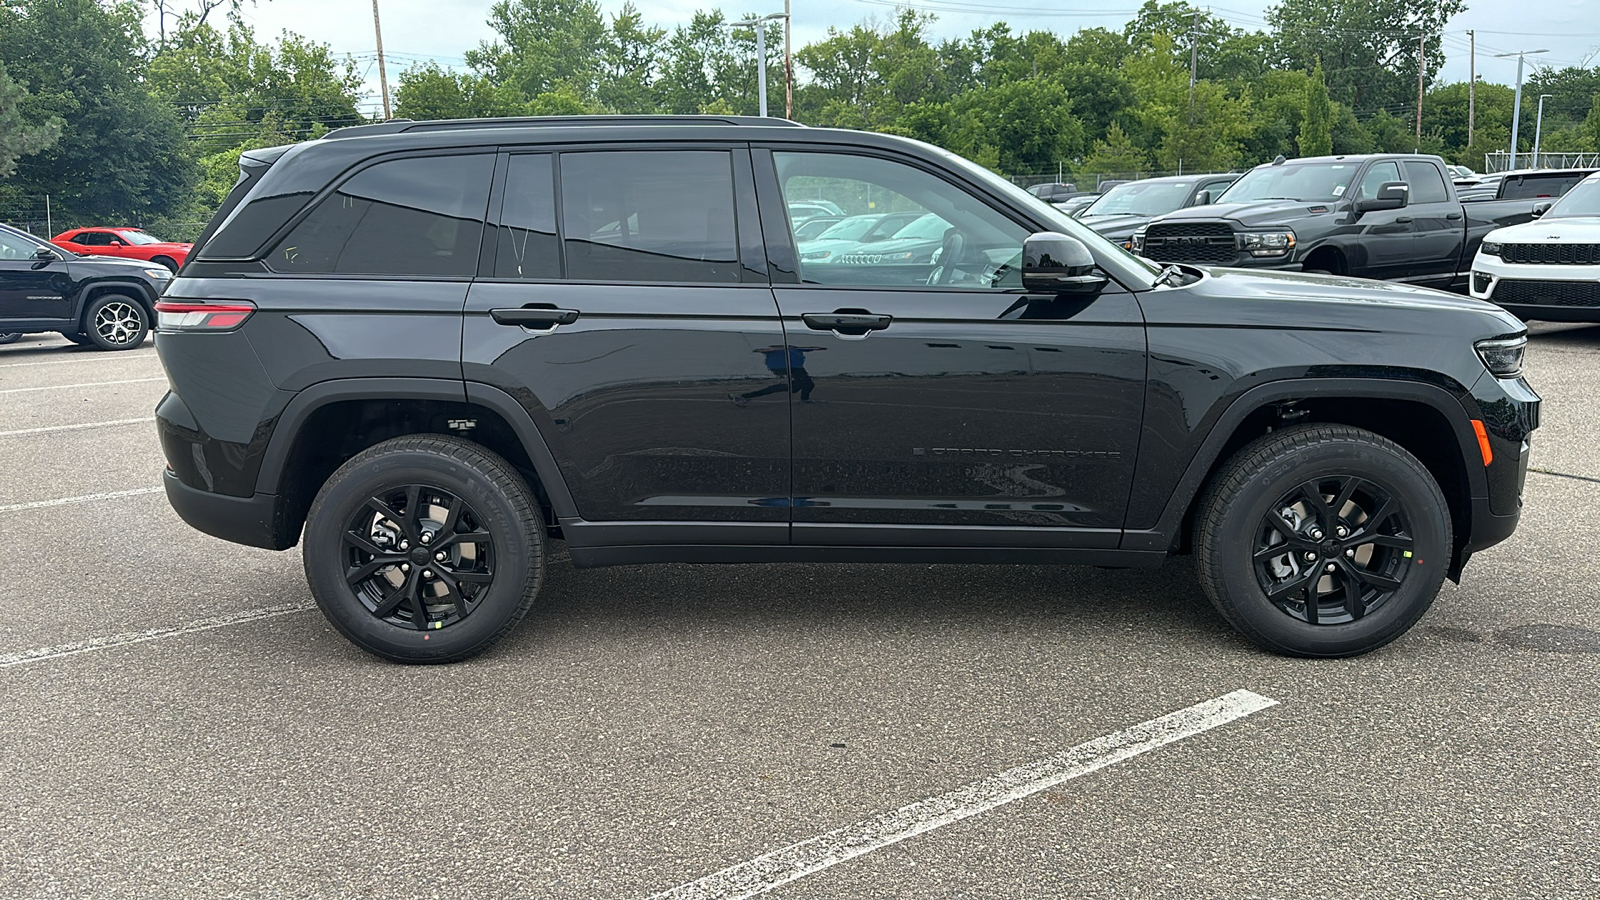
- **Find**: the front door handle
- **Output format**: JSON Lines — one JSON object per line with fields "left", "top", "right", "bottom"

{"left": 1446, "top": 211, "right": 1463, "bottom": 220}
{"left": 1395, "top": 216, "right": 1413, "bottom": 224}
{"left": 802, "top": 312, "right": 892, "bottom": 333}
{"left": 490, "top": 306, "right": 580, "bottom": 329}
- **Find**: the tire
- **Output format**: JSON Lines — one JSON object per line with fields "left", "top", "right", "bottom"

{"left": 60, "top": 331, "right": 93, "bottom": 346}
{"left": 1193, "top": 424, "right": 1451, "bottom": 658}
{"left": 82, "top": 294, "right": 150, "bottom": 350}
{"left": 303, "top": 435, "right": 546, "bottom": 664}
{"left": 151, "top": 256, "right": 178, "bottom": 273}
{"left": 0, "top": 333, "right": 19, "bottom": 345}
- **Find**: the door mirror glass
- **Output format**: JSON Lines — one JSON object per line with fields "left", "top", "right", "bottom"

{"left": 1022, "top": 232, "right": 1108, "bottom": 295}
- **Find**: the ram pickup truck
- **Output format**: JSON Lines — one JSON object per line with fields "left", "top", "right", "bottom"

{"left": 1134, "top": 154, "right": 1551, "bottom": 291}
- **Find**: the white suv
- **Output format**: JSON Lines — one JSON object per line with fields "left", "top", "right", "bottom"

{"left": 1471, "top": 171, "right": 1600, "bottom": 322}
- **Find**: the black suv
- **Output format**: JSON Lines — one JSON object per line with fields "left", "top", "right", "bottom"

{"left": 0, "top": 222, "right": 168, "bottom": 349}
{"left": 155, "top": 116, "right": 1540, "bottom": 663}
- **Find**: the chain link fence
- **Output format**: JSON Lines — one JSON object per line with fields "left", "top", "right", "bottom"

{"left": 1007, "top": 169, "right": 1187, "bottom": 191}
{"left": 0, "top": 199, "right": 207, "bottom": 243}
{"left": 1482, "top": 151, "right": 1600, "bottom": 173}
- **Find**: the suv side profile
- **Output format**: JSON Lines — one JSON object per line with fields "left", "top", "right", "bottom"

{"left": 156, "top": 116, "right": 1539, "bottom": 664}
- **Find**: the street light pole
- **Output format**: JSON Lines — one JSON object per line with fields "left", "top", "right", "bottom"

{"left": 784, "top": 0, "right": 793, "bottom": 120}
{"left": 1533, "top": 93, "right": 1554, "bottom": 168}
{"left": 1496, "top": 49, "right": 1547, "bottom": 170}
{"left": 730, "top": 13, "right": 787, "bottom": 118}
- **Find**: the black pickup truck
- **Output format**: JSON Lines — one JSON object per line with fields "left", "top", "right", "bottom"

{"left": 1134, "top": 154, "right": 1548, "bottom": 291}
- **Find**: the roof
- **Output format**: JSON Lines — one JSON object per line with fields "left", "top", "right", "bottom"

{"left": 322, "top": 114, "right": 803, "bottom": 140}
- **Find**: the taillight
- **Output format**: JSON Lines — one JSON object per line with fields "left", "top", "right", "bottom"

{"left": 155, "top": 301, "right": 256, "bottom": 332}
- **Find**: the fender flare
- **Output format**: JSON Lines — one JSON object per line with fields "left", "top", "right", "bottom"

{"left": 1121, "top": 376, "right": 1484, "bottom": 552}
{"left": 72, "top": 279, "right": 157, "bottom": 327}
{"left": 252, "top": 377, "right": 578, "bottom": 519}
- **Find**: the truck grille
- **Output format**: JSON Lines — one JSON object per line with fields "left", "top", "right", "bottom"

{"left": 1144, "top": 223, "right": 1237, "bottom": 263}
{"left": 1490, "top": 279, "right": 1600, "bottom": 307}
{"left": 1499, "top": 243, "right": 1600, "bottom": 265}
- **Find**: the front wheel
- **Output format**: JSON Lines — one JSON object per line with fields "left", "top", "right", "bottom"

{"left": 1194, "top": 424, "right": 1451, "bottom": 658}
{"left": 82, "top": 294, "right": 150, "bottom": 350}
{"left": 303, "top": 435, "right": 547, "bottom": 664}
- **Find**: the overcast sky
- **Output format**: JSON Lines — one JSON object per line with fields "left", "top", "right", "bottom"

{"left": 158, "top": 0, "right": 1600, "bottom": 117}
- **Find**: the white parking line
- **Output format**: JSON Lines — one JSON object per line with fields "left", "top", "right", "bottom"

{"left": 0, "top": 604, "right": 313, "bottom": 668}
{"left": 0, "top": 417, "right": 152, "bottom": 438}
{"left": 649, "top": 689, "right": 1279, "bottom": 900}
{"left": 0, "top": 377, "right": 166, "bottom": 395}
{"left": 0, "top": 352, "right": 159, "bottom": 368}
{"left": 0, "top": 486, "right": 162, "bottom": 513}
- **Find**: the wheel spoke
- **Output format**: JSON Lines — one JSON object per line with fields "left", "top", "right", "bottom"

{"left": 434, "top": 571, "right": 471, "bottom": 619}
{"left": 1254, "top": 543, "right": 1297, "bottom": 563}
{"left": 436, "top": 530, "right": 491, "bottom": 549}
{"left": 365, "top": 497, "right": 410, "bottom": 537}
{"left": 1354, "top": 496, "right": 1397, "bottom": 538}
{"left": 1264, "top": 512, "right": 1315, "bottom": 549}
{"left": 1363, "top": 533, "right": 1414, "bottom": 551}
{"left": 1302, "top": 577, "right": 1319, "bottom": 625}
{"left": 345, "top": 556, "right": 402, "bottom": 584}
{"left": 371, "top": 572, "right": 415, "bottom": 618}
{"left": 406, "top": 580, "right": 431, "bottom": 629}
{"left": 1299, "top": 480, "right": 1334, "bottom": 524}
{"left": 1349, "top": 564, "right": 1403, "bottom": 593}
{"left": 439, "top": 496, "right": 464, "bottom": 535}
{"left": 1333, "top": 561, "right": 1367, "bottom": 620}
{"left": 343, "top": 531, "right": 391, "bottom": 557}
{"left": 1329, "top": 476, "right": 1359, "bottom": 520}
{"left": 443, "top": 568, "right": 493, "bottom": 584}
{"left": 403, "top": 485, "right": 423, "bottom": 534}
{"left": 1266, "top": 567, "right": 1319, "bottom": 603}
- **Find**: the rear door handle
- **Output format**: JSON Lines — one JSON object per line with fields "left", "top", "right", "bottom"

{"left": 1446, "top": 211, "right": 1463, "bottom": 220}
{"left": 490, "top": 307, "right": 580, "bottom": 329}
{"left": 802, "top": 312, "right": 892, "bottom": 332}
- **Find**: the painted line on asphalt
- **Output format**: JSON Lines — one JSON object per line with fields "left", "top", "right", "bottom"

{"left": 0, "top": 352, "right": 159, "bottom": 368}
{"left": 0, "top": 486, "right": 162, "bottom": 514}
{"left": 648, "top": 689, "right": 1279, "bottom": 900}
{"left": 1528, "top": 467, "right": 1600, "bottom": 486}
{"left": 0, "top": 377, "right": 165, "bottom": 395}
{"left": 0, "top": 604, "right": 313, "bottom": 668}
{"left": 0, "top": 417, "right": 152, "bottom": 438}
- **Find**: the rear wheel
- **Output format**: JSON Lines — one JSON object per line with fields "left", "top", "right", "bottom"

{"left": 60, "top": 331, "right": 93, "bottom": 346}
{"left": 82, "top": 294, "right": 149, "bottom": 350}
{"left": 151, "top": 255, "right": 178, "bottom": 273}
{"left": 1194, "top": 424, "right": 1451, "bottom": 657}
{"left": 303, "top": 435, "right": 546, "bottom": 664}
{"left": 0, "top": 333, "right": 19, "bottom": 345}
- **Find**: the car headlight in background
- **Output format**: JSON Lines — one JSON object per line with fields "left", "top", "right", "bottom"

{"left": 1475, "top": 335, "right": 1527, "bottom": 378}
{"left": 1131, "top": 230, "right": 1146, "bottom": 252}
{"left": 1479, "top": 240, "right": 1502, "bottom": 257}
{"left": 142, "top": 267, "right": 172, "bottom": 280}
{"left": 1239, "top": 231, "right": 1296, "bottom": 257}
{"left": 800, "top": 250, "right": 832, "bottom": 261}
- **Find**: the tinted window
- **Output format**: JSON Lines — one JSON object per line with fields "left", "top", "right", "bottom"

{"left": 1357, "top": 162, "right": 1402, "bottom": 200}
{"left": 560, "top": 150, "right": 740, "bottom": 283}
{"left": 773, "top": 151, "right": 1028, "bottom": 289}
{"left": 1402, "top": 161, "right": 1448, "bottom": 203}
{"left": 494, "top": 154, "right": 560, "bottom": 279}
{"left": 270, "top": 154, "right": 492, "bottom": 277}
{"left": 1498, "top": 172, "right": 1591, "bottom": 201}
{"left": 79, "top": 232, "right": 113, "bottom": 246}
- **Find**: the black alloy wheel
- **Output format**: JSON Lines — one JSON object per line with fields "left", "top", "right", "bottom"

{"left": 304, "top": 435, "right": 546, "bottom": 663}
{"left": 1195, "top": 424, "right": 1450, "bottom": 658}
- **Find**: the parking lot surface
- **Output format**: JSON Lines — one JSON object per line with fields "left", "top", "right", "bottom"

{"left": 2, "top": 325, "right": 1597, "bottom": 899}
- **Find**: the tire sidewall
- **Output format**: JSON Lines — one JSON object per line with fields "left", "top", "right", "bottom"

{"left": 1210, "top": 440, "right": 1450, "bottom": 656}
{"left": 304, "top": 448, "right": 539, "bottom": 663}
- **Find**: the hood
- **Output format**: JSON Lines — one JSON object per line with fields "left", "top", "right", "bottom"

{"left": 69, "top": 253, "right": 169, "bottom": 276}
{"left": 1484, "top": 215, "right": 1600, "bottom": 244}
{"left": 1080, "top": 213, "right": 1152, "bottom": 239}
{"left": 1154, "top": 199, "right": 1337, "bottom": 229}
{"left": 1172, "top": 266, "right": 1522, "bottom": 333}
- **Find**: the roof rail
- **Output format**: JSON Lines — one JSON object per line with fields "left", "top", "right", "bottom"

{"left": 322, "top": 114, "right": 804, "bottom": 140}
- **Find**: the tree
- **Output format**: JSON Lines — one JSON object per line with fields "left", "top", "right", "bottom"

{"left": 599, "top": 3, "right": 665, "bottom": 113}
{"left": 1299, "top": 62, "right": 1333, "bottom": 156}
{"left": 467, "top": 0, "right": 608, "bottom": 103}
{"left": 0, "top": 61, "right": 60, "bottom": 179}
{"left": 1080, "top": 123, "right": 1149, "bottom": 176}
{"left": 1267, "top": 0, "right": 1464, "bottom": 115}
{"left": 395, "top": 63, "right": 523, "bottom": 120}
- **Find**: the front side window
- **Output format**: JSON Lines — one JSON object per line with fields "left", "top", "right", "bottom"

{"left": 773, "top": 151, "right": 1028, "bottom": 289}
{"left": 77, "top": 232, "right": 113, "bottom": 246}
{"left": 560, "top": 150, "right": 740, "bottom": 284}
{"left": 0, "top": 230, "right": 41, "bottom": 259}
{"left": 1545, "top": 177, "right": 1600, "bottom": 217}
{"left": 1357, "top": 162, "right": 1402, "bottom": 201}
{"left": 271, "top": 154, "right": 492, "bottom": 277}
{"left": 116, "top": 230, "right": 160, "bottom": 245}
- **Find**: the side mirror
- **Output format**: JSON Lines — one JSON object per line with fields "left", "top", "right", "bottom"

{"left": 1022, "top": 232, "right": 1109, "bottom": 295}
{"left": 32, "top": 247, "right": 56, "bottom": 261}
{"left": 1531, "top": 201, "right": 1552, "bottom": 219}
{"left": 1355, "top": 182, "right": 1408, "bottom": 213}
{"left": 1193, "top": 190, "right": 1212, "bottom": 206}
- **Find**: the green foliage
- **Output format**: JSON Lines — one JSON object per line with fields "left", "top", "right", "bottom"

{"left": 1081, "top": 123, "right": 1150, "bottom": 176}
{"left": 1267, "top": 0, "right": 1464, "bottom": 114}
{"left": 395, "top": 63, "right": 523, "bottom": 120}
{"left": 0, "top": 61, "right": 61, "bottom": 179}
{"left": 1299, "top": 62, "right": 1333, "bottom": 157}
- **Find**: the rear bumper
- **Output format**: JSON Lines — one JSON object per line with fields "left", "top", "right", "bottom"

{"left": 164, "top": 469, "right": 293, "bottom": 551}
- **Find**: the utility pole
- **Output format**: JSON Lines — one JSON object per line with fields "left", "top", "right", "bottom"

{"left": 1187, "top": 8, "right": 1200, "bottom": 122}
{"left": 371, "top": 0, "right": 391, "bottom": 120}
{"left": 1468, "top": 31, "right": 1476, "bottom": 144}
{"left": 1415, "top": 33, "right": 1425, "bottom": 151}
{"left": 1533, "top": 93, "right": 1554, "bottom": 167}
{"left": 1496, "top": 49, "right": 1547, "bottom": 170}
{"left": 784, "top": 0, "right": 793, "bottom": 119}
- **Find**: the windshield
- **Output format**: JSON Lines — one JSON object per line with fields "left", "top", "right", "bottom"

{"left": 1544, "top": 178, "right": 1600, "bottom": 218}
{"left": 890, "top": 213, "right": 951, "bottom": 241}
{"left": 1083, "top": 181, "right": 1194, "bottom": 217}
{"left": 1218, "top": 163, "right": 1356, "bottom": 203}
{"left": 918, "top": 140, "right": 1161, "bottom": 283}
{"left": 116, "top": 229, "right": 160, "bottom": 245}
{"left": 811, "top": 216, "right": 878, "bottom": 242}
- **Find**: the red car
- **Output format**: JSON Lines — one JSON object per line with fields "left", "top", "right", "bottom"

{"left": 51, "top": 227, "right": 192, "bottom": 272}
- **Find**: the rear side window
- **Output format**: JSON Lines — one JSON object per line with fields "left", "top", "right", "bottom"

{"left": 559, "top": 150, "right": 740, "bottom": 283}
{"left": 494, "top": 154, "right": 560, "bottom": 279}
{"left": 1402, "top": 161, "right": 1448, "bottom": 203}
{"left": 270, "top": 154, "right": 492, "bottom": 277}
{"left": 1498, "top": 172, "right": 1589, "bottom": 201}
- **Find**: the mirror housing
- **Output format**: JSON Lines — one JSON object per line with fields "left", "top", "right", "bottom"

{"left": 1022, "top": 232, "right": 1108, "bottom": 295}
{"left": 1355, "top": 182, "right": 1408, "bottom": 214}
{"left": 1531, "top": 200, "right": 1552, "bottom": 219}
{"left": 1193, "top": 190, "right": 1211, "bottom": 206}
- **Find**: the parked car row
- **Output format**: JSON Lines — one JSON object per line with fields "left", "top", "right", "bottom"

{"left": 0, "top": 222, "right": 171, "bottom": 350}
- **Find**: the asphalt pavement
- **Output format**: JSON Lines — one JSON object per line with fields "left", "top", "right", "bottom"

{"left": 1, "top": 324, "right": 1596, "bottom": 899}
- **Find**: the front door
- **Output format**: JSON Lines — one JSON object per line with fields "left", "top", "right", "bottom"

{"left": 758, "top": 149, "right": 1147, "bottom": 548}
{"left": 1352, "top": 161, "right": 1416, "bottom": 280}
{"left": 462, "top": 146, "right": 790, "bottom": 539}
{"left": 0, "top": 230, "right": 73, "bottom": 323}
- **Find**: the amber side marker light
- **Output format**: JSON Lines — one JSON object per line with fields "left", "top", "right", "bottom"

{"left": 1471, "top": 419, "right": 1494, "bottom": 466}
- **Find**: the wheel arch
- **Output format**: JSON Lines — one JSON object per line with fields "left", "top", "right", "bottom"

{"left": 1300, "top": 242, "right": 1350, "bottom": 275}
{"left": 73, "top": 280, "right": 155, "bottom": 330}
{"left": 257, "top": 379, "right": 577, "bottom": 548}
{"left": 1126, "top": 378, "right": 1484, "bottom": 572}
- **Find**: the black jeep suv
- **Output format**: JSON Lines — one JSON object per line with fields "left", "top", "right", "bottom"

{"left": 0, "top": 222, "right": 168, "bottom": 349}
{"left": 155, "top": 116, "right": 1540, "bottom": 663}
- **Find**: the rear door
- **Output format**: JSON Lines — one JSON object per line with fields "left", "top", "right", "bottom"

{"left": 462, "top": 144, "right": 790, "bottom": 543}
{"left": 1401, "top": 160, "right": 1464, "bottom": 284}
{"left": 755, "top": 147, "right": 1146, "bottom": 549}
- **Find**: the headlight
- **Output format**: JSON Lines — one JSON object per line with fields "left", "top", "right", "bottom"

{"left": 1479, "top": 240, "right": 1502, "bottom": 257}
{"left": 1475, "top": 335, "right": 1527, "bottom": 378}
{"left": 1238, "top": 231, "right": 1296, "bottom": 257}
{"left": 1131, "top": 229, "right": 1146, "bottom": 252}
{"left": 142, "top": 267, "right": 172, "bottom": 280}
{"left": 799, "top": 250, "right": 831, "bottom": 261}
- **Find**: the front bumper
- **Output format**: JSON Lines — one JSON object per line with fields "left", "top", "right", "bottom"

{"left": 1470, "top": 254, "right": 1600, "bottom": 321}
